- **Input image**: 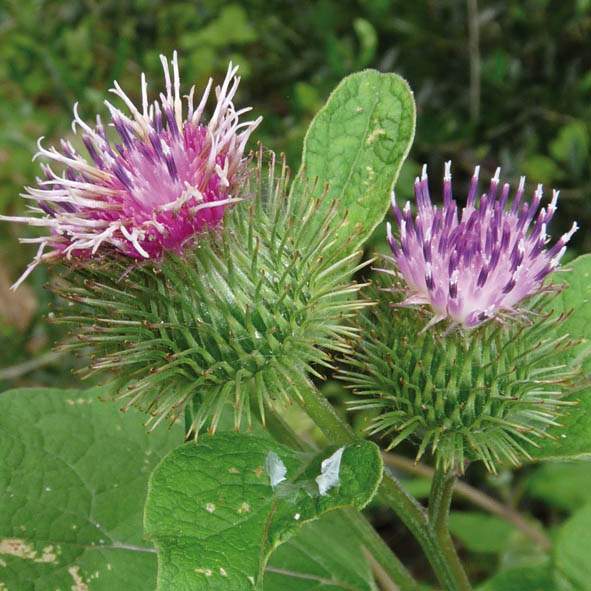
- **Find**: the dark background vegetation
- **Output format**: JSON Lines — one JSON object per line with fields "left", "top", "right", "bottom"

{"left": 0, "top": 0, "right": 589, "bottom": 585}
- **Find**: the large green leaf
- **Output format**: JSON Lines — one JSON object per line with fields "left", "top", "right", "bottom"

{"left": 525, "top": 462, "right": 591, "bottom": 511}
{"left": 448, "top": 512, "right": 515, "bottom": 554}
{"left": 554, "top": 502, "right": 591, "bottom": 590}
{"left": 265, "top": 511, "right": 378, "bottom": 591}
{"left": 477, "top": 563, "right": 555, "bottom": 591}
{"left": 144, "top": 433, "right": 382, "bottom": 591}
{"left": 527, "top": 254, "right": 591, "bottom": 461}
{"left": 0, "top": 387, "right": 183, "bottom": 590}
{"left": 293, "top": 69, "right": 415, "bottom": 254}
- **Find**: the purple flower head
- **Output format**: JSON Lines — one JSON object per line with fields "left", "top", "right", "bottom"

{"left": 386, "top": 162, "right": 578, "bottom": 329}
{"left": 3, "top": 52, "right": 261, "bottom": 288}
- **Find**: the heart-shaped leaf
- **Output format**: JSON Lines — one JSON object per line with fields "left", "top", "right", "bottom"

{"left": 292, "top": 69, "right": 416, "bottom": 255}
{"left": 144, "top": 432, "right": 382, "bottom": 590}
{"left": 0, "top": 387, "right": 183, "bottom": 590}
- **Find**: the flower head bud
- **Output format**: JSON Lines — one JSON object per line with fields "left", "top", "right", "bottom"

{"left": 341, "top": 164, "right": 583, "bottom": 472}
{"left": 50, "top": 149, "right": 370, "bottom": 438}
{"left": 2, "top": 52, "right": 261, "bottom": 288}
{"left": 342, "top": 279, "right": 583, "bottom": 472}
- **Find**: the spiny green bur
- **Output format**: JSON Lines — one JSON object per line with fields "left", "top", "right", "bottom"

{"left": 525, "top": 254, "right": 591, "bottom": 461}
{"left": 342, "top": 276, "right": 586, "bottom": 472}
{"left": 143, "top": 433, "right": 382, "bottom": 591}
{"left": 50, "top": 150, "right": 370, "bottom": 436}
{"left": 48, "top": 69, "right": 416, "bottom": 438}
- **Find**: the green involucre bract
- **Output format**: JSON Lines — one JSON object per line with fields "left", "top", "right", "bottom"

{"left": 50, "top": 148, "right": 370, "bottom": 437}
{"left": 340, "top": 274, "right": 584, "bottom": 472}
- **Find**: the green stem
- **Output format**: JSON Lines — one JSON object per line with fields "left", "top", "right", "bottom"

{"left": 264, "top": 410, "right": 308, "bottom": 451}
{"left": 428, "top": 467, "right": 471, "bottom": 591}
{"left": 383, "top": 452, "right": 552, "bottom": 550}
{"left": 428, "top": 466, "right": 454, "bottom": 527}
{"left": 342, "top": 507, "right": 419, "bottom": 591}
{"left": 264, "top": 412, "right": 419, "bottom": 591}
{"left": 297, "top": 384, "right": 471, "bottom": 591}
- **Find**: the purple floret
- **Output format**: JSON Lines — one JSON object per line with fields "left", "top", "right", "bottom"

{"left": 2, "top": 51, "right": 261, "bottom": 288}
{"left": 386, "top": 162, "right": 578, "bottom": 329}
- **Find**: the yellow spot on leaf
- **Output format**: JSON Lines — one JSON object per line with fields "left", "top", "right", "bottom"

{"left": 254, "top": 465, "right": 264, "bottom": 478}
{"left": 238, "top": 502, "right": 250, "bottom": 514}
{"left": 0, "top": 539, "right": 59, "bottom": 565}
{"left": 68, "top": 566, "right": 89, "bottom": 591}
{"left": 220, "top": 567, "right": 228, "bottom": 576}
{"left": 66, "top": 398, "right": 92, "bottom": 406}
{"left": 366, "top": 129, "right": 386, "bottom": 144}
{"left": 39, "top": 545, "right": 58, "bottom": 563}
{"left": 228, "top": 467, "right": 240, "bottom": 475}
{"left": 205, "top": 503, "right": 216, "bottom": 513}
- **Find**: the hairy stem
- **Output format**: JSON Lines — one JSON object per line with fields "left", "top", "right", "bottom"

{"left": 428, "top": 467, "right": 470, "bottom": 591}
{"left": 344, "top": 508, "right": 418, "bottom": 591}
{"left": 383, "top": 452, "right": 552, "bottom": 550}
{"left": 379, "top": 471, "right": 469, "bottom": 591}
{"left": 296, "top": 384, "right": 471, "bottom": 590}
{"left": 362, "top": 546, "right": 401, "bottom": 591}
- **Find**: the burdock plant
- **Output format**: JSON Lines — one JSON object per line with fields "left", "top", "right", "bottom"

{"left": 1, "top": 50, "right": 589, "bottom": 591}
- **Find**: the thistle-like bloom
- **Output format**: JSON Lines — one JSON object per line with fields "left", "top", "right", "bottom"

{"left": 2, "top": 51, "right": 261, "bottom": 288}
{"left": 51, "top": 150, "right": 370, "bottom": 437}
{"left": 386, "top": 162, "right": 578, "bottom": 328}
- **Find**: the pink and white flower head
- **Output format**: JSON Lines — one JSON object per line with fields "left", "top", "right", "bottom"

{"left": 385, "top": 162, "right": 578, "bottom": 329}
{"left": 3, "top": 51, "right": 261, "bottom": 288}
